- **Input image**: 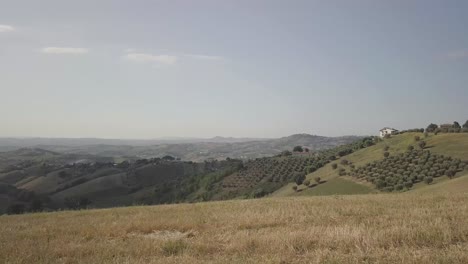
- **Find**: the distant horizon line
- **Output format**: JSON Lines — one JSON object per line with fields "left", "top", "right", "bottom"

{"left": 0, "top": 133, "right": 368, "bottom": 141}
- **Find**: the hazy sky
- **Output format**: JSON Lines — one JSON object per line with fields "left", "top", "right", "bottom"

{"left": 1, "top": 0, "right": 467, "bottom": 138}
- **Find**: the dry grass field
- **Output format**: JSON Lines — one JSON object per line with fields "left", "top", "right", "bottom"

{"left": 2, "top": 191, "right": 468, "bottom": 264}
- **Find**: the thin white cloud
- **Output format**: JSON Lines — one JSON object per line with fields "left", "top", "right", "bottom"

{"left": 41, "top": 47, "right": 89, "bottom": 55}
{"left": 446, "top": 50, "right": 468, "bottom": 60}
{"left": 123, "top": 53, "right": 177, "bottom": 64}
{"left": 0, "top": 24, "right": 15, "bottom": 32}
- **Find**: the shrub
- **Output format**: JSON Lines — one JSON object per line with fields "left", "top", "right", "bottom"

{"left": 407, "top": 145, "right": 414, "bottom": 151}
{"left": 293, "top": 146, "right": 304, "bottom": 152}
{"left": 340, "top": 159, "right": 349, "bottom": 165}
{"left": 376, "top": 180, "right": 386, "bottom": 189}
{"left": 294, "top": 173, "right": 306, "bottom": 185}
{"left": 384, "top": 152, "right": 390, "bottom": 158}
{"left": 252, "top": 188, "right": 270, "bottom": 198}
{"left": 383, "top": 186, "right": 394, "bottom": 192}
{"left": 303, "top": 180, "right": 310, "bottom": 186}
{"left": 418, "top": 141, "right": 426, "bottom": 149}
{"left": 426, "top": 123, "right": 438, "bottom": 132}
{"left": 292, "top": 185, "right": 298, "bottom": 192}
{"left": 331, "top": 163, "right": 338, "bottom": 170}
{"left": 162, "top": 155, "right": 175, "bottom": 161}
{"left": 404, "top": 181, "right": 413, "bottom": 189}
{"left": 414, "top": 136, "right": 420, "bottom": 142}
{"left": 424, "top": 176, "right": 433, "bottom": 184}
{"left": 384, "top": 146, "right": 390, "bottom": 151}
{"left": 314, "top": 177, "right": 321, "bottom": 184}
{"left": 7, "top": 203, "right": 25, "bottom": 215}
{"left": 29, "top": 199, "right": 43, "bottom": 212}
{"left": 161, "top": 240, "right": 188, "bottom": 256}
{"left": 445, "top": 170, "right": 456, "bottom": 179}
{"left": 338, "top": 168, "right": 347, "bottom": 176}
{"left": 395, "top": 184, "right": 404, "bottom": 191}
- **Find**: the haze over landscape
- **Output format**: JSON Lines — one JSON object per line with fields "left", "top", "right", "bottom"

{"left": 2, "top": 1, "right": 468, "bottom": 264}
{"left": 1, "top": 0, "right": 467, "bottom": 138}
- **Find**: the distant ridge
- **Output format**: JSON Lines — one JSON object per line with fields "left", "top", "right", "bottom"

{"left": 0, "top": 134, "right": 364, "bottom": 161}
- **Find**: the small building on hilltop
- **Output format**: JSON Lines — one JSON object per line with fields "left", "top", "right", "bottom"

{"left": 379, "top": 127, "right": 399, "bottom": 138}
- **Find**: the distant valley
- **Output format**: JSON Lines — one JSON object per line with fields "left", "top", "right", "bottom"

{"left": 0, "top": 134, "right": 362, "bottom": 161}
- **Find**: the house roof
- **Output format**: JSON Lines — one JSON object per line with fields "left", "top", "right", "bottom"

{"left": 379, "top": 127, "right": 398, "bottom": 131}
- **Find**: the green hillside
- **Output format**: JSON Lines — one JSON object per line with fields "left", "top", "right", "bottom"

{"left": 274, "top": 132, "right": 468, "bottom": 197}
{"left": 1, "top": 133, "right": 467, "bottom": 214}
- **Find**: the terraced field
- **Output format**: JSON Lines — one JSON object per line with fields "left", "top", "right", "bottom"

{"left": 222, "top": 155, "right": 316, "bottom": 189}
{"left": 274, "top": 132, "right": 468, "bottom": 197}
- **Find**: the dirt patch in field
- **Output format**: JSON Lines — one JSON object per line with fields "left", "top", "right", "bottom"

{"left": 131, "top": 230, "right": 197, "bottom": 240}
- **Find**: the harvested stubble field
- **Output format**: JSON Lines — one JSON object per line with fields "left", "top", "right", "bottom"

{"left": 1, "top": 192, "right": 468, "bottom": 264}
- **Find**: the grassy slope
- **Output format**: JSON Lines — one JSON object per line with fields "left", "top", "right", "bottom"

{"left": 290, "top": 177, "right": 374, "bottom": 196}
{"left": 412, "top": 171, "right": 468, "bottom": 194}
{"left": 426, "top": 133, "right": 468, "bottom": 160}
{"left": 274, "top": 132, "right": 468, "bottom": 197}
{"left": 1, "top": 192, "right": 468, "bottom": 264}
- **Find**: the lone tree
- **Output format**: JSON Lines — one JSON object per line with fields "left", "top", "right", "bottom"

{"left": 453, "top": 121, "right": 461, "bottom": 129}
{"left": 294, "top": 172, "right": 306, "bottom": 185}
{"left": 314, "top": 176, "right": 321, "bottom": 184}
{"left": 304, "top": 148, "right": 309, "bottom": 153}
{"left": 418, "top": 141, "right": 426, "bottom": 149}
{"left": 424, "top": 176, "right": 433, "bottom": 185}
{"left": 446, "top": 170, "right": 456, "bottom": 179}
{"left": 463, "top": 120, "right": 468, "bottom": 128}
{"left": 426, "top": 123, "right": 438, "bottom": 132}
{"left": 293, "top": 146, "right": 304, "bottom": 152}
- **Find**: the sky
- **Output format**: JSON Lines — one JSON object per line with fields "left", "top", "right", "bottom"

{"left": 1, "top": 0, "right": 467, "bottom": 139}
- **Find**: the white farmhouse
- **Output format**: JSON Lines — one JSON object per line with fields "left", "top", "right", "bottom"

{"left": 379, "top": 127, "right": 398, "bottom": 138}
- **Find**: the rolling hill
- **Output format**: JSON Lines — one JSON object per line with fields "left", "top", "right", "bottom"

{"left": 274, "top": 132, "right": 468, "bottom": 197}
{"left": 1, "top": 132, "right": 467, "bottom": 215}
{"left": 1, "top": 132, "right": 468, "bottom": 263}
{"left": 0, "top": 134, "right": 362, "bottom": 161}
